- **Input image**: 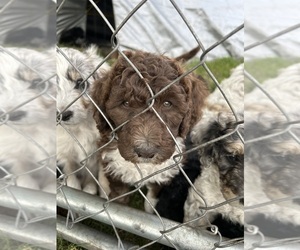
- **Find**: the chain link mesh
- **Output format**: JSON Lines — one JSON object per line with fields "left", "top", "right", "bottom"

{"left": 56, "top": 0, "right": 244, "bottom": 249}
{"left": 1, "top": 0, "right": 299, "bottom": 249}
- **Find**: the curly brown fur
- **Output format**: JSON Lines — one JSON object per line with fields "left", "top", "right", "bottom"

{"left": 91, "top": 50, "right": 208, "bottom": 208}
{"left": 93, "top": 51, "right": 208, "bottom": 157}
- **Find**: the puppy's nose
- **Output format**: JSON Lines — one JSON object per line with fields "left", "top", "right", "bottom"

{"left": 61, "top": 110, "right": 73, "bottom": 121}
{"left": 134, "top": 146, "right": 158, "bottom": 159}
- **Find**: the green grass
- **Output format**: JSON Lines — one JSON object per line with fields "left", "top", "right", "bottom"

{"left": 245, "top": 57, "right": 300, "bottom": 92}
{"left": 245, "top": 57, "right": 300, "bottom": 82}
{"left": 188, "top": 56, "right": 300, "bottom": 93}
{"left": 57, "top": 238, "right": 85, "bottom": 250}
{"left": 187, "top": 57, "right": 244, "bottom": 92}
{"left": 0, "top": 236, "right": 43, "bottom": 250}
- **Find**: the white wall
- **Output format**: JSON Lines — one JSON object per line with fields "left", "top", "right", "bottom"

{"left": 112, "top": 0, "right": 244, "bottom": 59}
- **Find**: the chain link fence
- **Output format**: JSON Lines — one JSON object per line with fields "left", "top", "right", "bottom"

{"left": 0, "top": 40, "right": 56, "bottom": 249}
{"left": 244, "top": 22, "right": 300, "bottom": 249}
{"left": 1, "top": 0, "right": 299, "bottom": 249}
{"left": 56, "top": 0, "right": 244, "bottom": 249}
{"left": 0, "top": 0, "right": 56, "bottom": 249}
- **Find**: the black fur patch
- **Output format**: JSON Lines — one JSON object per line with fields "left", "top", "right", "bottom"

{"left": 211, "top": 213, "right": 244, "bottom": 238}
{"left": 155, "top": 134, "right": 201, "bottom": 222}
{"left": 200, "top": 115, "right": 244, "bottom": 201}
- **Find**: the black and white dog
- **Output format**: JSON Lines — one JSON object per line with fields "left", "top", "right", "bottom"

{"left": 155, "top": 64, "right": 244, "bottom": 238}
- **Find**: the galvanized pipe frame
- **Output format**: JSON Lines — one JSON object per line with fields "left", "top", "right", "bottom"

{"left": 0, "top": 214, "right": 56, "bottom": 250}
{"left": 245, "top": 234, "right": 300, "bottom": 250}
{"left": 0, "top": 185, "right": 56, "bottom": 217}
{"left": 57, "top": 215, "right": 140, "bottom": 250}
{"left": 3, "top": 1, "right": 245, "bottom": 250}
{"left": 57, "top": 186, "right": 244, "bottom": 250}
{"left": 0, "top": 185, "right": 56, "bottom": 249}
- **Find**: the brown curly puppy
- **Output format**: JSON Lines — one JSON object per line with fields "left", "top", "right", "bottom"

{"left": 92, "top": 50, "right": 208, "bottom": 210}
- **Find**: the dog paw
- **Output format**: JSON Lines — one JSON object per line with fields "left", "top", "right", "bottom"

{"left": 83, "top": 183, "right": 97, "bottom": 195}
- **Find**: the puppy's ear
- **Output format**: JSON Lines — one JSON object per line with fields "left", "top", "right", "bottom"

{"left": 85, "top": 45, "right": 111, "bottom": 81}
{"left": 175, "top": 45, "right": 200, "bottom": 63}
{"left": 117, "top": 50, "right": 135, "bottom": 66}
{"left": 122, "top": 50, "right": 133, "bottom": 57}
{"left": 118, "top": 50, "right": 134, "bottom": 61}
{"left": 85, "top": 44, "right": 99, "bottom": 56}
{"left": 91, "top": 69, "right": 113, "bottom": 141}
{"left": 92, "top": 51, "right": 133, "bottom": 135}
{"left": 179, "top": 73, "right": 209, "bottom": 137}
{"left": 85, "top": 45, "right": 102, "bottom": 66}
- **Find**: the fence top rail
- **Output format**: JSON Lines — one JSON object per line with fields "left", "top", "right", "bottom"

{"left": 57, "top": 186, "right": 244, "bottom": 250}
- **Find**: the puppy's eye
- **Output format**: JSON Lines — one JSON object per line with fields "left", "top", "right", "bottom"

{"left": 122, "top": 101, "right": 130, "bottom": 107}
{"left": 74, "top": 78, "right": 84, "bottom": 89}
{"left": 30, "top": 78, "right": 43, "bottom": 89}
{"left": 163, "top": 101, "right": 172, "bottom": 108}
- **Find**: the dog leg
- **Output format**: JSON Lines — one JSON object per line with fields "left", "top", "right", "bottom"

{"left": 16, "top": 174, "right": 40, "bottom": 190}
{"left": 42, "top": 182, "right": 56, "bottom": 194}
{"left": 145, "top": 183, "right": 162, "bottom": 213}
{"left": 64, "top": 160, "right": 82, "bottom": 191}
{"left": 82, "top": 160, "right": 98, "bottom": 195}
{"left": 82, "top": 181, "right": 97, "bottom": 195}
{"left": 184, "top": 163, "right": 244, "bottom": 226}
{"left": 106, "top": 175, "right": 130, "bottom": 204}
{"left": 98, "top": 166, "right": 111, "bottom": 199}
{"left": 66, "top": 174, "right": 81, "bottom": 190}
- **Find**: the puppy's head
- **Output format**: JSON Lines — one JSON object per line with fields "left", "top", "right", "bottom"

{"left": 0, "top": 48, "right": 55, "bottom": 125}
{"left": 192, "top": 111, "right": 244, "bottom": 202}
{"left": 56, "top": 46, "right": 109, "bottom": 125}
{"left": 92, "top": 50, "right": 208, "bottom": 164}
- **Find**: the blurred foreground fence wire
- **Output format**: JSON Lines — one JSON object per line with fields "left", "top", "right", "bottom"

{"left": 0, "top": 0, "right": 56, "bottom": 248}
{"left": 244, "top": 21, "right": 300, "bottom": 250}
